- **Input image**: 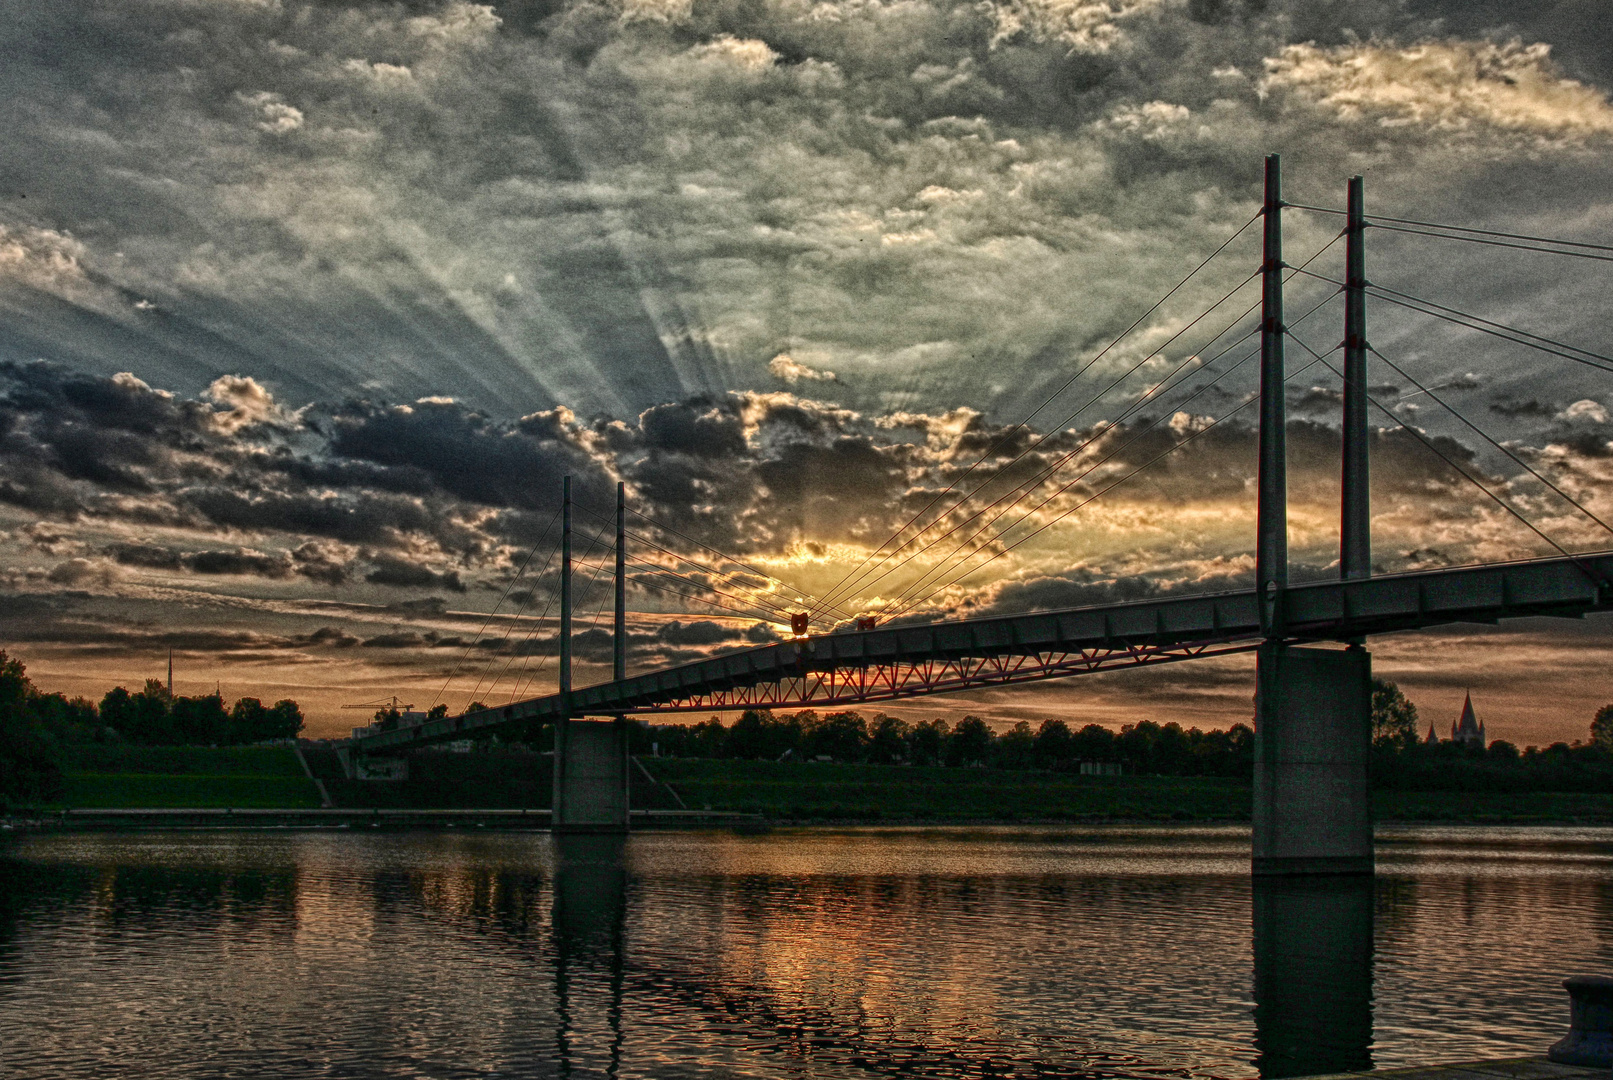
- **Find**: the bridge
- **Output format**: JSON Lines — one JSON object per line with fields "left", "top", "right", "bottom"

{"left": 346, "top": 157, "right": 1613, "bottom": 874}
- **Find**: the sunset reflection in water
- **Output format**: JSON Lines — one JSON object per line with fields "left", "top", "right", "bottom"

{"left": 3, "top": 826, "right": 1612, "bottom": 1079}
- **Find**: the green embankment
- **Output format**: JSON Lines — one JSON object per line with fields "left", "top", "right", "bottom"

{"left": 639, "top": 759, "right": 1613, "bottom": 823}
{"left": 640, "top": 759, "right": 1250, "bottom": 820}
{"left": 60, "top": 745, "right": 322, "bottom": 809}
{"left": 1373, "top": 789, "right": 1613, "bottom": 824}
{"left": 44, "top": 747, "right": 1613, "bottom": 822}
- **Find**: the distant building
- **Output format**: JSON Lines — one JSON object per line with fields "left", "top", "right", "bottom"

{"left": 1425, "top": 722, "right": 1438, "bottom": 744}
{"left": 1450, "top": 691, "right": 1486, "bottom": 747}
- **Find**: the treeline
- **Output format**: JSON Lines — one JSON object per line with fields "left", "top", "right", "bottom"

{"left": 0, "top": 653, "right": 304, "bottom": 808}
{"left": 100, "top": 681, "right": 304, "bottom": 746}
{"left": 1372, "top": 738, "right": 1613, "bottom": 793}
{"left": 1369, "top": 682, "right": 1613, "bottom": 792}
{"left": 643, "top": 709, "right": 1255, "bottom": 777}
{"left": 640, "top": 680, "right": 1613, "bottom": 792}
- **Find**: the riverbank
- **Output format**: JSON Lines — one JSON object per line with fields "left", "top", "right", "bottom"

{"left": 21, "top": 747, "right": 1613, "bottom": 824}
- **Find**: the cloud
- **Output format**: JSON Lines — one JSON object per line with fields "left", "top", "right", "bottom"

{"left": 240, "top": 91, "right": 305, "bottom": 135}
{"left": 0, "top": 224, "right": 94, "bottom": 296}
{"left": 46, "top": 558, "right": 117, "bottom": 587}
{"left": 1490, "top": 397, "right": 1557, "bottom": 418}
{"left": 187, "top": 548, "right": 294, "bottom": 578}
{"left": 769, "top": 355, "right": 840, "bottom": 385}
{"left": 361, "top": 631, "right": 427, "bottom": 649}
{"left": 657, "top": 619, "right": 746, "bottom": 645}
{"left": 1262, "top": 40, "right": 1613, "bottom": 141}
{"left": 365, "top": 554, "right": 466, "bottom": 593}
{"left": 204, "top": 375, "right": 303, "bottom": 435}
{"left": 1559, "top": 398, "right": 1610, "bottom": 424}
{"left": 301, "top": 626, "right": 359, "bottom": 648}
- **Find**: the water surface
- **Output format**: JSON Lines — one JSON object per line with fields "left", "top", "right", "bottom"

{"left": 2, "top": 825, "right": 1610, "bottom": 1079}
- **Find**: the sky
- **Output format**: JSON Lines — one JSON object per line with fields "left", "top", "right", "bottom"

{"left": 1, "top": 0, "right": 1612, "bottom": 742}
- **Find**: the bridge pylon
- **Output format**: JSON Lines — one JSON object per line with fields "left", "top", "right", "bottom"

{"left": 552, "top": 475, "right": 633, "bottom": 833}
{"left": 1252, "top": 160, "right": 1374, "bottom": 876}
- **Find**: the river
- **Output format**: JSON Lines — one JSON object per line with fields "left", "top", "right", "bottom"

{"left": 2, "top": 825, "right": 1610, "bottom": 1079}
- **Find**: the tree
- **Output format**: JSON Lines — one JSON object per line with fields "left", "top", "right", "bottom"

{"left": 0, "top": 652, "right": 65, "bottom": 808}
{"left": 995, "top": 721, "right": 1036, "bottom": 770}
{"left": 228, "top": 697, "right": 303, "bottom": 742}
{"left": 947, "top": 715, "right": 992, "bottom": 766}
{"left": 171, "top": 694, "right": 229, "bottom": 745}
{"left": 1034, "top": 719, "right": 1074, "bottom": 766}
{"left": 1592, "top": 704, "right": 1613, "bottom": 751}
{"left": 99, "top": 683, "right": 174, "bottom": 744}
{"left": 726, "top": 709, "right": 777, "bottom": 760}
{"left": 231, "top": 698, "right": 271, "bottom": 742}
{"left": 1117, "top": 720, "right": 1163, "bottom": 773}
{"left": 1371, "top": 679, "right": 1419, "bottom": 750}
{"left": 807, "top": 711, "right": 868, "bottom": 762}
{"left": 1072, "top": 723, "right": 1116, "bottom": 765}
{"left": 868, "top": 714, "right": 909, "bottom": 764}
{"left": 908, "top": 719, "right": 948, "bottom": 766}
{"left": 266, "top": 700, "right": 304, "bottom": 740}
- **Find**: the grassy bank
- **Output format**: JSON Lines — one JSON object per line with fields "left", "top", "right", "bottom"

{"left": 39, "top": 748, "right": 1613, "bottom": 823}
{"left": 640, "top": 758, "right": 1249, "bottom": 820}
{"left": 640, "top": 759, "right": 1613, "bottom": 823}
{"left": 59, "top": 745, "right": 322, "bottom": 809}
{"left": 1374, "top": 790, "right": 1613, "bottom": 824}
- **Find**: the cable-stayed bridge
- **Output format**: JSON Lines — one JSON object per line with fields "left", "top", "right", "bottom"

{"left": 346, "top": 156, "right": 1613, "bottom": 871}
{"left": 354, "top": 551, "right": 1610, "bottom": 736}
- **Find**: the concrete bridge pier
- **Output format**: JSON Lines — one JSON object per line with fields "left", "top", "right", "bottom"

{"left": 552, "top": 717, "right": 631, "bottom": 833}
{"left": 1252, "top": 642, "right": 1373, "bottom": 876}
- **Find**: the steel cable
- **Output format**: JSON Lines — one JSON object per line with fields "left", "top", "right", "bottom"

{"left": 428, "top": 507, "right": 560, "bottom": 711}
{"left": 885, "top": 350, "right": 1339, "bottom": 619}
{"left": 879, "top": 281, "right": 1344, "bottom": 619}
{"left": 811, "top": 211, "right": 1265, "bottom": 618}
{"left": 1364, "top": 345, "right": 1613, "bottom": 537}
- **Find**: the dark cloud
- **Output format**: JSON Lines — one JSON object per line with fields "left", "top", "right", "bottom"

{"left": 365, "top": 554, "right": 467, "bottom": 593}
{"left": 330, "top": 399, "right": 614, "bottom": 511}
{"left": 636, "top": 398, "right": 747, "bottom": 459}
{"left": 361, "top": 632, "right": 426, "bottom": 649}
{"left": 187, "top": 548, "right": 294, "bottom": 578}
{"left": 1490, "top": 397, "right": 1558, "bottom": 418}
{"left": 301, "top": 626, "right": 359, "bottom": 649}
{"left": 108, "top": 543, "right": 184, "bottom": 570}
{"left": 657, "top": 619, "right": 746, "bottom": 645}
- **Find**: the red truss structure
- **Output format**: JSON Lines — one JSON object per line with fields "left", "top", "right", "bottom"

{"left": 624, "top": 638, "right": 1259, "bottom": 713}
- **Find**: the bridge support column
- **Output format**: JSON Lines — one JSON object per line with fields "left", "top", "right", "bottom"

{"left": 1253, "top": 642, "right": 1372, "bottom": 876}
{"left": 553, "top": 717, "right": 631, "bottom": 833}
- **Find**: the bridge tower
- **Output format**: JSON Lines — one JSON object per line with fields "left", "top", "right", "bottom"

{"left": 551, "top": 477, "right": 633, "bottom": 833}
{"left": 1252, "top": 158, "right": 1374, "bottom": 876}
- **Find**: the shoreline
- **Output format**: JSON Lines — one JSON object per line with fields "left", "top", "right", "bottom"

{"left": 8, "top": 810, "right": 1613, "bottom": 833}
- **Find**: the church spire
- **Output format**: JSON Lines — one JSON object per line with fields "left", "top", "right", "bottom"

{"left": 1454, "top": 690, "right": 1483, "bottom": 747}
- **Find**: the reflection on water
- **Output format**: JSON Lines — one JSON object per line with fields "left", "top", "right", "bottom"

{"left": 553, "top": 834, "right": 628, "bottom": 1078}
{"left": 1253, "top": 876, "right": 1374, "bottom": 1078}
{"left": 2, "top": 826, "right": 1611, "bottom": 1079}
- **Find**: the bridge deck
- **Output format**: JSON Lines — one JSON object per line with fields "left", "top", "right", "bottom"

{"left": 352, "top": 552, "right": 1612, "bottom": 753}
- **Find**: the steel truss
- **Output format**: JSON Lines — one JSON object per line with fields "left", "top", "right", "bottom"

{"left": 611, "top": 637, "right": 1259, "bottom": 714}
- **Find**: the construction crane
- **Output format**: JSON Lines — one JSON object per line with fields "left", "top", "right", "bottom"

{"left": 341, "top": 696, "right": 413, "bottom": 712}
